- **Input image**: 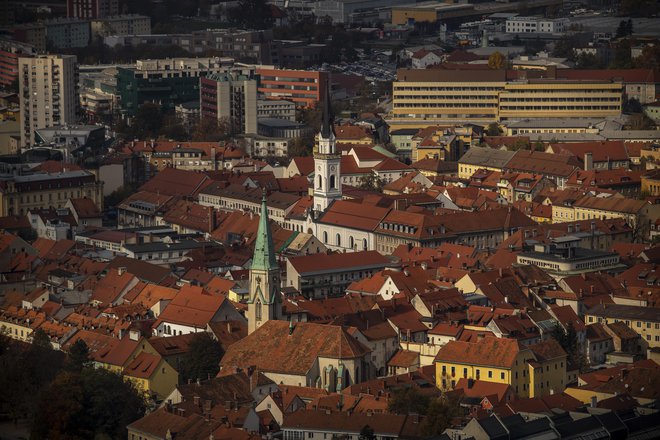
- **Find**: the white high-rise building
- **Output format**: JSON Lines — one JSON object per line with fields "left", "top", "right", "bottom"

{"left": 19, "top": 55, "right": 79, "bottom": 149}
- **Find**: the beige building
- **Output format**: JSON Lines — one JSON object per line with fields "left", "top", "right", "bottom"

{"left": 18, "top": 55, "right": 79, "bottom": 148}
{"left": 585, "top": 304, "right": 660, "bottom": 349}
{"left": 391, "top": 69, "right": 622, "bottom": 127}
{"left": 0, "top": 170, "right": 103, "bottom": 216}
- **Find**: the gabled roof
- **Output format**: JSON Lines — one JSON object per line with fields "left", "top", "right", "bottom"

{"left": 123, "top": 352, "right": 163, "bottom": 379}
{"left": 220, "top": 321, "right": 371, "bottom": 376}
{"left": 139, "top": 168, "right": 211, "bottom": 197}
{"left": 435, "top": 337, "right": 522, "bottom": 369}
{"left": 317, "top": 200, "right": 390, "bottom": 231}
{"left": 155, "top": 285, "right": 226, "bottom": 329}
{"left": 68, "top": 197, "right": 101, "bottom": 218}
{"left": 288, "top": 251, "right": 390, "bottom": 276}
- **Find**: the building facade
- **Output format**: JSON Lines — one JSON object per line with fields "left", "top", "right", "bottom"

{"left": 256, "top": 68, "right": 328, "bottom": 108}
{"left": 0, "top": 170, "right": 103, "bottom": 216}
{"left": 392, "top": 69, "right": 623, "bottom": 126}
{"left": 67, "top": 0, "right": 119, "bottom": 18}
{"left": 18, "top": 55, "right": 79, "bottom": 148}
{"left": 200, "top": 71, "right": 258, "bottom": 135}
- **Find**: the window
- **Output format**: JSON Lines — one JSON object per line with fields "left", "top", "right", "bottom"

{"left": 323, "top": 231, "right": 328, "bottom": 243}
{"left": 336, "top": 233, "right": 341, "bottom": 247}
{"left": 488, "top": 371, "right": 493, "bottom": 378}
{"left": 330, "top": 174, "right": 336, "bottom": 189}
{"left": 500, "top": 372, "right": 505, "bottom": 380}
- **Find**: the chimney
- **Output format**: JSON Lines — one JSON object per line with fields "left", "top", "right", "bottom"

{"left": 209, "top": 208, "right": 216, "bottom": 232}
{"left": 590, "top": 396, "right": 597, "bottom": 408}
{"left": 193, "top": 396, "right": 201, "bottom": 407}
{"left": 118, "top": 266, "right": 127, "bottom": 276}
{"left": 584, "top": 153, "right": 593, "bottom": 171}
{"left": 227, "top": 322, "right": 232, "bottom": 333}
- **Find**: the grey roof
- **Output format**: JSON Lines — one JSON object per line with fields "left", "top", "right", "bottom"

{"left": 122, "top": 239, "right": 204, "bottom": 253}
{"left": 458, "top": 146, "right": 515, "bottom": 168}
{"left": 505, "top": 118, "right": 608, "bottom": 129}
{"left": 13, "top": 170, "right": 93, "bottom": 182}
{"left": 586, "top": 303, "right": 660, "bottom": 323}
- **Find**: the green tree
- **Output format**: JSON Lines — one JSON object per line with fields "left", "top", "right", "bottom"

{"left": 179, "top": 332, "right": 223, "bottom": 383}
{"left": 486, "top": 122, "right": 503, "bottom": 136}
{"left": 552, "top": 35, "right": 579, "bottom": 60}
{"left": 131, "top": 103, "right": 164, "bottom": 139}
{"left": 32, "top": 367, "right": 147, "bottom": 440}
{"left": 67, "top": 339, "right": 91, "bottom": 372}
{"left": 575, "top": 52, "right": 605, "bottom": 69}
{"left": 419, "top": 396, "right": 460, "bottom": 436}
{"left": 358, "top": 174, "right": 384, "bottom": 192}
{"left": 387, "top": 388, "right": 430, "bottom": 415}
{"left": 228, "top": 0, "right": 273, "bottom": 29}
{"left": 105, "top": 184, "right": 138, "bottom": 208}
{"left": 610, "top": 40, "right": 633, "bottom": 69}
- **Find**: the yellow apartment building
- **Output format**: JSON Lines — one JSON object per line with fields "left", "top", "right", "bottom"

{"left": 435, "top": 337, "right": 567, "bottom": 398}
{"left": 585, "top": 304, "right": 660, "bottom": 348}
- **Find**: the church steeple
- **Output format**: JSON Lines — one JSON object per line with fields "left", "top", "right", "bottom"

{"left": 247, "top": 189, "right": 281, "bottom": 334}
{"left": 251, "top": 189, "right": 277, "bottom": 271}
{"left": 320, "top": 84, "right": 335, "bottom": 140}
{"left": 314, "top": 84, "right": 341, "bottom": 212}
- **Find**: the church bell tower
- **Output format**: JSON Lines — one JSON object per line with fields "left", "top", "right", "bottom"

{"left": 313, "top": 85, "right": 341, "bottom": 213}
{"left": 247, "top": 190, "right": 281, "bottom": 334}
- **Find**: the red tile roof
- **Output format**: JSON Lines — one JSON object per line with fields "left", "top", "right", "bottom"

{"left": 288, "top": 250, "right": 390, "bottom": 275}
{"left": 68, "top": 197, "right": 101, "bottom": 218}
{"left": 220, "top": 321, "right": 371, "bottom": 376}
{"left": 435, "top": 337, "right": 521, "bottom": 369}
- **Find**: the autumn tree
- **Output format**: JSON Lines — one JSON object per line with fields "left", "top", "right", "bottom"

{"left": 191, "top": 116, "right": 230, "bottom": 142}
{"left": 488, "top": 51, "right": 507, "bottom": 69}
{"left": 419, "top": 396, "right": 460, "bottom": 436}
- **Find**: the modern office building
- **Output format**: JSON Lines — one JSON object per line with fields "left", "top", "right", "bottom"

{"left": 391, "top": 68, "right": 623, "bottom": 126}
{"left": 18, "top": 55, "right": 79, "bottom": 148}
{"left": 200, "top": 70, "right": 258, "bottom": 135}
{"left": 505, "top": 16, "right": 569, "bottom": 34}
{"left": 67, "top": 0, "right": 119, "bottom": 18}
{"left": 116, "top": 57, "right": 235, "bottom": 117}
{"left": 256, "top": 68, "right": 328, "bottom": 108}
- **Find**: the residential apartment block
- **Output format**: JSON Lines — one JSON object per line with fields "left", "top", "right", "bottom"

{"left": 18, "top": 55, "right": 79, "bottom": 148}
{"left": 90, "top": 15, "right": 151, "bottom": 38}
{"left": 0, "top": 40, "right": 36, "bottom": 88}
{"left": 392, "top": 68, "right": 623, "bottom": 126}
{"left": 67, "top": 0, "right": 119, "bottom": 18}
{"left": 200, "top": 71, "right": 258, "bottom": 135}
{"left": 256, "top": 68, "right": 328, "bottom": 108}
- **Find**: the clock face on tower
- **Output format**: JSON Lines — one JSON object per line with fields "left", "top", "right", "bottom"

{"left": 317, "top": 166, "right": 321, "bottom": 171}
{"left": 331, "top": 166, "right": 336, "bottom": 171}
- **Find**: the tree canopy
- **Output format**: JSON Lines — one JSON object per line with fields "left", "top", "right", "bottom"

{"left": 179, "top": 332, "right": 224, "bottom": 383}
{"left": 31, "top": 367, "right": 147, "bottom": 439}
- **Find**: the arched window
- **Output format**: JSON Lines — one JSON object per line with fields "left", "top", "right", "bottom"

{"left": 349, "top": 236, "right": 355, "bottom": 249}
{"left": 336, "top": 233, "right": 341, "bottom": 247}
{"left": 363, "top": 239, "right": 368, "bottom": 250}
{"left": 255, "top": 299, "right": 262, "bottom": 321}
{"left": 318, "top": 174, "right": 322, "bottom": 189}
{"left": 330, "top": 174, "right": 336, "bottom": 189}
{"left": 323, "top": 231, "right": 328, "bottom": 243}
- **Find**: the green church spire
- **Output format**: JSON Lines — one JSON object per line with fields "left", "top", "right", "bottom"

{"left": 251, "top": 189, "right": 278, "bottom": 271}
